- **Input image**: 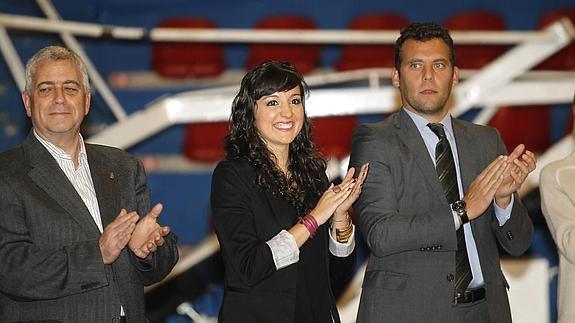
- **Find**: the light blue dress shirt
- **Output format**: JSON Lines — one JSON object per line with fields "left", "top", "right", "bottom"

{"left": 403, "top": 108, "right": 513, "bottom": 289}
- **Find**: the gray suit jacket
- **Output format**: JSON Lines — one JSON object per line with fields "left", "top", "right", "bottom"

{"left": 0, "top": 132, "right": 178, "bottom": 323}
{"left": 349, "top": 109, "right": 532, "bottom": 323}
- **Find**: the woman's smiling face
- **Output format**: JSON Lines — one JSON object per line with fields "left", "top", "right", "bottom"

{"left": 254, "top": 86, "right": 304, "bottom": 155}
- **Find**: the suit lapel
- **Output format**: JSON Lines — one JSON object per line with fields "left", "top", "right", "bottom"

{"left": 395, "top": 110, "right": 447, "bottom": 203}
{"left": 86, "top": 145, "right": 120, "bottom": 229}
{"left": 23, "top": 133, "right": 101, "bottom": 237}
{"left": 238, "top": 160, "right": 296, "bottom": 231}
{"left": 451, "top": 119, "right": 477, "bottom": 195}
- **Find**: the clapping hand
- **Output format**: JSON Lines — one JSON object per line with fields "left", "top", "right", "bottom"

{"left": 310, "top": 163, "right": 369, "bottom": 226}
{"left": 311, "top": 177, "right": 357, "bottom": 226}
{"left": 333, "top": 163, "right": 369, "bottom": 218}
{"left": 495, "top": 144, "right": 537, "bottom": 207}
{"left": 463, "top": 155, "right": 509, "bottom": 220}
{"left": 99, "top": 209, "right": 139, "bottom": 264}
{"left": 129, "top": 203, "right": 171, "bottom": 259}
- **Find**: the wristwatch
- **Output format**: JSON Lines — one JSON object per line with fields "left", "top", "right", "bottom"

{"left": 452, "top": 200, "right": 469, "bottom": 225}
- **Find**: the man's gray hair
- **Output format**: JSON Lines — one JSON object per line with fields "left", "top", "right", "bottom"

{"left": 24, "top": 45, "right": 90, "bottom": 95}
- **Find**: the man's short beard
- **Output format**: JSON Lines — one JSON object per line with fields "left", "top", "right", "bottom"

{"left": 412, "top": 104, "right": 445, "bottom": 116}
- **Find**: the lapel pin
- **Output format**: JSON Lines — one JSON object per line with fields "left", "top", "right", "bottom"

{"left": 109, "top": 172, "right": 115, "bottom": 180}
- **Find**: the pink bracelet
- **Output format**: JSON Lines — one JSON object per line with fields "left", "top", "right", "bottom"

{"left": 299, "top": 214, "right": 319, "bottom": 237}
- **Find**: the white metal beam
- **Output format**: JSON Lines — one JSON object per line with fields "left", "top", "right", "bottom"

{"left": 452, "top": 18, "right": 575, "bottom": 117}
{"left": 0, "top": 13, "right": 562, "bottom": 45}
{"left": 0, "top": 26, "right": 24, "bottom": 92}
{"left": 87, "top": 78, "right": 574, "bottom": 149}
{"left": 481, "top": 78, "right": 575, "bottom": 106}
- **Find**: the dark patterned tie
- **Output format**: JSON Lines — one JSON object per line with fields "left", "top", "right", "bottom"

{"left": 428, "top": 123, "right": 473, "bottom": 293}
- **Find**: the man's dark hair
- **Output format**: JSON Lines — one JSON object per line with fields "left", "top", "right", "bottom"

{"left": 394, "top": 22, "right": 456, "bottom": 71}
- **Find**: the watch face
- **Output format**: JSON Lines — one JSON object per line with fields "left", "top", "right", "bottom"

{"left": 452, "top": 200, "right": 466, "bottom": 211}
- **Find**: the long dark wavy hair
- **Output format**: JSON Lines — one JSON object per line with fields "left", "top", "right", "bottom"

{"left": 224, "top": 60, "right": 327, "bottom": 215}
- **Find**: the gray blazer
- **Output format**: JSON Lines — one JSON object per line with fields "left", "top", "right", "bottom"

{"left": 349, "top": 109, "right": 533, "bottom": 323}
{"left": 0, "top": 133, "right": 178, "bottom": 323}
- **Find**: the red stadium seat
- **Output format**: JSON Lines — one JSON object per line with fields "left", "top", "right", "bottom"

{"left": 183, "top": 122, "right": 229, "bottom": 162}
{"left": 443, "top": 11, "right": 508, "bottom": 69}
{"left": 245, "top": 15, "right": 321, "bottom": 74}
{"left": 154, "top": 18, "right": 226, "bottom": 161}
{"left": 489, "top": 9, "right": 575, "bottom": 153}
{"left": 566, "top": 109, "right": 574, "bottom": 136}
{"left": 151, "top": 17, "right": 225, "bottom": 78}
{"left": 335, "top": 13, "right": 409, "bottom": 71}
{"left": 488, "top": 106, "right": 552, "bottom": 153}
{"left": 312, "top": 116, "right": 358, "bottom": 159}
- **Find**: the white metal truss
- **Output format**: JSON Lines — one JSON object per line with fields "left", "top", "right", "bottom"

{"left": 86, "top": 75, "right": 575, "bottom": 148}
{"left": 0, "top": 8, "right": 573, "bottom": 198}
{"left": 452, "top": 18, "right": 575, "bottom": 117}
{"left": 0, "top": 9, "right": 574, "bottom": 196}
{"left": 1, "top": 5, "right": 574, "bottom": 307}
{"left": 35, "top": 0, "right": 127, "bottom": 120}
{"left": 1, "top": 12, "right": 573, "bottom": 192}
{"left": 0, "top": 25, "right": 24, "bottom": 91}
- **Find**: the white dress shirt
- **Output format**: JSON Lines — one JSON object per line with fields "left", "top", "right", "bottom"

{"left": 34, "top": 130, "right": 103, "bottom": 232}
{"left": 267, "top": 226, "right": 355, "bottom": 270}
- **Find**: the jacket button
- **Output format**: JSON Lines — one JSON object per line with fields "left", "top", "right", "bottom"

{"left": 437, "top": 245, "right": 442, "bottom": 250}
{"left": 420, "top": 247, "right": 425, "bottom": 251}
{"left": 447, "top": 274, "right": 454, "bottom": 281}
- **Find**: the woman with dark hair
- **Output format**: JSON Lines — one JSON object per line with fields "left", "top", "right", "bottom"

{"left": 211, "top": 60, "right": 368, "bottom": 323}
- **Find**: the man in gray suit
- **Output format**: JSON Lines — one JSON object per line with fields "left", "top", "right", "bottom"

{"left": 0, "top": 46, "right": 178, "bottom": 322}
{"left": 350, "top": 23, "right": 535, "bottom": 323}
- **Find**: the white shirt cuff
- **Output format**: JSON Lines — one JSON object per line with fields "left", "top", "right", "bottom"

{"left": 266, "top": 229, "right": 299, "bottom": 270}
{"left": 452, "top": 210, "right": 461, "bottom": 230}
{"left": 494, "top": 194, "right": 514, "bottom": 226}
{"left": 329, "top": 225, "right": 356, "bottom": 257}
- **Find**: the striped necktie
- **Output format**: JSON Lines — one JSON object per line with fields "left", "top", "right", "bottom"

{"left": 428, "top": 123, "right": 473, "bottom": 293}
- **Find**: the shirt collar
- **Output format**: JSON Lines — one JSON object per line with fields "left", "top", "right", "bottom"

{"left": 33, "top": 129, "right": 87, "bottom": 161}
{"left": 402, "top": 107, "right": 454, "bottom": 138}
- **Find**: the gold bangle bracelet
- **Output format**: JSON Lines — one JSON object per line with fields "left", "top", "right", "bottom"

{"left": 336, "top": 226, "right": 353, "bottom": 234}
{"left": 331, "top": 212, "right": 353, "bottom": 243}
{"left": 336, "top": 235, "right": 351, "bottom": 243}
{"left": 335, "top": 225, "right": 353, "bottom": 243}
{"left": 336, "top": 231, "right": 352, "bottom": 240}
